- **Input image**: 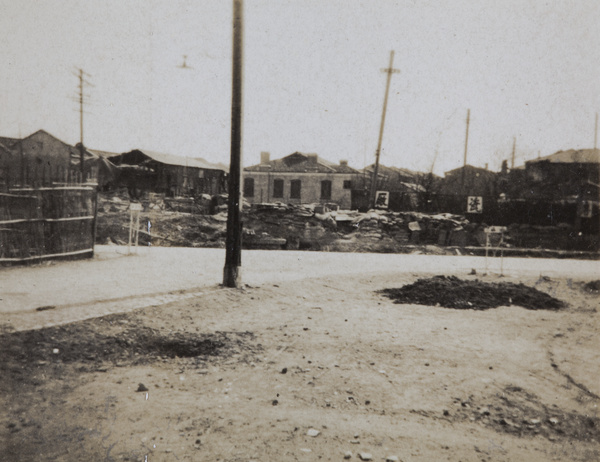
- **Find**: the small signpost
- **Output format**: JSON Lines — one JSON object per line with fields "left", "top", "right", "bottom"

{"left": 484, "top": 226, "right": 507, "bottom": 275}
{"left": 129, "top": 202, "right": 142, "bottom": 254}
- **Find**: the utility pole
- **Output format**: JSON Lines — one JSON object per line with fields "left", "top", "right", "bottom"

{"left": 370, "top": 50, "right": 400, "bottom": 209}
{"left": 76, "top": 68, "right": 92, "bottom": 181}
{"left": 223, "top": 0, "right": 244, "bottom": 288}
{"left": 511, "top": 136, "right": 516, "bottom": 170}
{"left": 460, "top": 108, "right": 470, "bottom": 194}
{"left": 595, "top": 112, "right": 598, "bottom": 151}
{"left": 18, "top": 127, "right": 24, "bottom": 187}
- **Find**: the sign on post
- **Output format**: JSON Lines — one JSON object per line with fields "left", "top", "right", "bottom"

{"left": 375, "top": 191, "right": 390, "bottom": 209}
{"left": 483, "top": 226, "right": 508, "bottom": 275}
{"left": 467, "top": 196, "right": 483, "bottom": 213}
{"left": 129, "top": 202, "right": 143, "bottom": 253}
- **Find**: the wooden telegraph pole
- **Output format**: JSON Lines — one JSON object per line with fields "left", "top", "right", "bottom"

{"left": 223, "top": 0, "right": 244, "bottom": 288}
{"left": 511, "top": 136, "right": 516, "bottom": 170}
{"left": 460, "top": 108, "right": 470, "bottom": 194}
{"left": 76, "top": 68, "right": 92, "bottom": 181}
{"left": 370, "top": 50, "right": 400, "bottom": 209}
{"left": 594, "top": 112, "right": 598, "bottom": 151}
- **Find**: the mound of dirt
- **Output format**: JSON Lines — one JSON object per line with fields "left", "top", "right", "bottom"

{"left": 380, "top": 275, "right": 565, "bottom": 310}
{"left": 583, "top": 280, "right": 600, "bottom": 294}
{"left": 0, "top": 314, "right": 258, "bottom": 393}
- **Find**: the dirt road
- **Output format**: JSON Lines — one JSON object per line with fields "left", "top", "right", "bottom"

{"left": 1, "top": 267, "right": 598, "bottom": 461}
{"left": 1, "top": 245, "right": 598, "bottom": 332}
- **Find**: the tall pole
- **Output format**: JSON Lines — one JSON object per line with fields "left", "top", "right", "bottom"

{"left": 18, "top": 127, "right": 24, "bottom": 187}
{"left": 594, "top": 112, "right": 598, "bottom": 151}
{"left": 79, "top": 69, "right": 85, "bottom": 180}
{"left": 511, "top": 136, "right": 516, "bottom": 170}
{"left": 370, "top": 50, "right": 400, "bottom": 209}
{"left": 223, "top": 0, "right": 244, "bottom": 288}
{"left": 461, "top": 108, "right": 470, "bottom": 194}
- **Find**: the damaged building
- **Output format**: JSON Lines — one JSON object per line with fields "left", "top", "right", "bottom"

{"left": 108, "top": 149, "right": 228, "bottom": 199}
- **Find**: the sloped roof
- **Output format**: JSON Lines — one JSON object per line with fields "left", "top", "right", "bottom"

{"left": 526, "top": 148, "right": 600, "bottom": 165}
{"left": 113, "top": 149, "right": 228, "bottom": 172}
{"left": 245, "top": 152, "right": 358, "bottom": 174}
{"left": 444, "top": 164, "right": 496, "bottom": 177}
{"left": 88, "top": 148, "right": 120, "bottom": 158}
{"left": 0, "top": 136, "right": 19, "bottom": 148}
{"left": 363, "top": 163, "right": 425, "bottom": 179}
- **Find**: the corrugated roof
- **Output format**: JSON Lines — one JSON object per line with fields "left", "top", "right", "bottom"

{"left": 526, "top": 149, "right": 600, "bottom": 164}
{"left": 120, "top": 149, "right": 228, "bottom": 172}
{"left": 88, "top": 148, "right": 120, "bottom": 158}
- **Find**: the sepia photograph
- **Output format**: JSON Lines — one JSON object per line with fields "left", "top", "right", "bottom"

{"left": 0, "top": 1, "right": 599, "bottom": 460}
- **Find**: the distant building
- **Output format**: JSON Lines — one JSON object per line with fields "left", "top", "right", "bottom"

{"left": 243, "top": 152, "right": 359, "bottom": 209}
{"left": 108, "top": 149, "right": 228, "bottom": 198}
{"left": 440, "top": 164, "right": 498, "bottom": 197}
{"left": 0, "top": 130, "right": 99, "bottom": 189}
{"left": 355, "top": 164, "right": 430, "bottom": 211}
{"left": 524, "top": 148, "right": 599, "bottom": 232}
{"left": 524, "top": 148, "right": 599, "bottom": 200}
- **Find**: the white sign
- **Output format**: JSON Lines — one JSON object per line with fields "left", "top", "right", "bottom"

{"left": 375, "top": 191, "right": 389, "bottom": 209}
{"left": 467, "top": 196, "right": 483, "bottom": 213}
{"left": 485, "top": 226, "right": 507, "bottom": 234}
{"left": 130, "top": 202, "right": 143, "bottom": 211}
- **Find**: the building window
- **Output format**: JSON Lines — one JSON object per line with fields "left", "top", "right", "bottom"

{"left": 321, "top": 180, "right": 332, "bottom": 200}
{"left": 243, "top": 177, "right": 254, "bottom": 197}
{"left": 273, "top": 179, "right": 284, "bottom": 198}
{"left": 343, "top": 180, "right": 352, "bottom": 189}
{"left": 290, "top": 179, "right": 301, "bottom": 199}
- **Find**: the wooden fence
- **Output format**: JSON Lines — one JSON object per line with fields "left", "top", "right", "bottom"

{"left": 0, "top": 186, "right": 97, "bottom": 263}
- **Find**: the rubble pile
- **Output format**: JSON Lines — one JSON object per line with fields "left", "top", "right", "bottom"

{"left": 95, "top": 193, "right": 598, "bottom": 255}
{"left": 96, "top": 193, "right": 480, "bottom": 252}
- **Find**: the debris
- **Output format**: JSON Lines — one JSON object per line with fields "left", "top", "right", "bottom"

{"left": 307, "top": 428, "right": 320, "bottom": 437}
{"left": 281, "top": 367, "right": 288, "bottom": 374}
{"left": 272, "top": 400, "right": 278, "bottom": 406}
{"left": 52, "top": 348, "right": 59, "bottom": 354}
{"left": 358, "top": 452, "right": 373, "bottom": 461}
{"left": 583, "top": 280, "right": 600, "bottom": 294}
{"left": 344, "top": 451, "right": 352, "bottom": 459}
{"left": 386, "top": 456, "right": 400, "bottom": 462}
{"left": 136, "top": 383, "right": 149, "bottom": 392}
{"left": 36, "top": 305, "right": 56, "bottom": 312}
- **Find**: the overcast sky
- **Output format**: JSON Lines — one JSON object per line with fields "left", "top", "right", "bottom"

{"left": 0, "top": 0, "right": 598, "bottom": 175}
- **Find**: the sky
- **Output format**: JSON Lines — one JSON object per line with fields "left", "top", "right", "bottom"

{"left": 0, "top": 0, "right": 598, "bottom": 175}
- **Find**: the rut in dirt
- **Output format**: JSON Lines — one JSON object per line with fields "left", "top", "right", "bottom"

{"left": 380, "top": 275, "right": 566, "bottom": 310}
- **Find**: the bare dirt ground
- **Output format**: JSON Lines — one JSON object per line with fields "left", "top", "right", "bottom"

{"left": 1, "top": 270, "right": 599, "bottom": 462}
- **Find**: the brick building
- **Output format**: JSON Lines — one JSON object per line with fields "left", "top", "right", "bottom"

{"left": 243, "top": 152, "right": 359, "bottom": 209}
